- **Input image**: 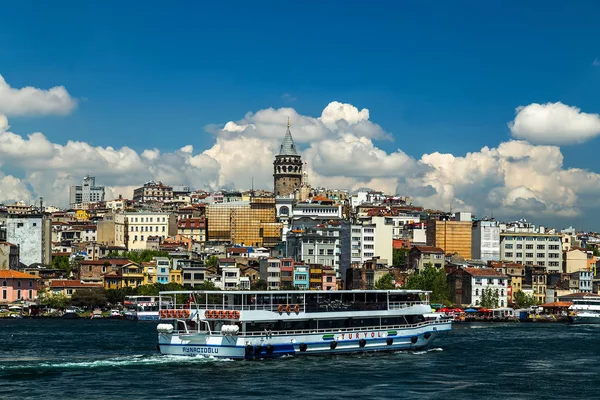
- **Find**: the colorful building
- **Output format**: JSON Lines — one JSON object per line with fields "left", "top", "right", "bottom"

{"left": 49, "top": 280, "right": 103, "bottom": 298}
{"left": 293, "top": 264, "right": 309, "bottom": 289}
{"left": 0, "top": 270, "right": 39, "bottom": 303}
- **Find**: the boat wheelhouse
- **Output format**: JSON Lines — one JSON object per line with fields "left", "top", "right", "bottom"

{"left": 156, "top": 290, "right": 452, "bottom": 359}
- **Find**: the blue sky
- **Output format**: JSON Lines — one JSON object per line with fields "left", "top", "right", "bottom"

{"left": 1, "top": 1, "right": 599, "bottom": 160}
{"left": 1, "top": 1, "right": 600, "bottom": 228}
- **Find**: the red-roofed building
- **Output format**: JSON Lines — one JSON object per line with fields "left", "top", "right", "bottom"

{"left": 76, "top": 258, "right": 132, "bottom": 283}
{"left": 448, "top": 267, "right": 508, "bottom": 307}
{"left": 177, "top": 218, "right": 205, "bottom": 242}
{"left": 49, "top": 280, "right": 103, "bottom": 298}
{"left": 0, "top": 270, "right": 39, "bottom": 303}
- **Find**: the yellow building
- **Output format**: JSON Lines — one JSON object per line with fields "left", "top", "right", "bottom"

{"left": 141, "top": 261, "right": 156, "bottom": 285}
{"left": 75, "top": 210, "right": 91, "bottom": 221}
{"left": 170, "top": 269, "right": 182, "bottom": 285}
{"left": 103, "top": 263, "right": 145, "bottom": 289}
{"left": 206, "top": 197, "right": 282, "bottom": 247}
{"left": 309, "top": 265, "right": 323, "bottom": 290}
{"left": 426, "top": 219, "right": 472, "bottom": 259}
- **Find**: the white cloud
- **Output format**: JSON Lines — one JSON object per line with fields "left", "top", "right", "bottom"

{"left": 508, "top": 102, "right": 600, "bottom": 144}
{"left": 2, "top": 97, "right": 600, "bottom": 227}
{"left": 0, "top": 75, "right": 77, "bottom": 116}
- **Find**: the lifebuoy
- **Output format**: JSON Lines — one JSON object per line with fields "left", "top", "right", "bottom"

{"left": 285, "top": 305, "right": 291, "bottom": 314}
{"left": 204, "top": 310, "right": 211, "bottom": 318}
{"left": 226, "top": 310, "right": 233, "bottom": 319}
{"left": 183, "top": 310, "right": 190, "bottom": 318}
{"left": 159, "top": 310, "right": 167, "bottom": 318}
{"left": 176, "top": 310, "right": 183, "bottom": 318}
{"left": 233, "top": 311, "right": 240, "bottom": 319}
{"left": 277, "top": 305, "right": 284, "bottom": 314}
{"left": 210, "top": 310, "right": 217, "bottom": 319}
{"left": 219, "top": 310, "right": 226, "bottom": 319}
{"left": 294, "top": 304, "right": 300, "bottom": 314}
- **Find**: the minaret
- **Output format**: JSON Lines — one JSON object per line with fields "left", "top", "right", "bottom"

{"left": 274, "top": 118, "right": 303, "bottom": 197}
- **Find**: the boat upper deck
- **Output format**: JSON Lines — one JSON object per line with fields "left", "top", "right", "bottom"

{"left": 159, "top": 290, "right": 430, "bottom": 314}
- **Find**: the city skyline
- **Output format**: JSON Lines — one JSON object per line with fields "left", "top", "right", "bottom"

{"left": 1, "top": 2, "right": 600, "bottom": 229}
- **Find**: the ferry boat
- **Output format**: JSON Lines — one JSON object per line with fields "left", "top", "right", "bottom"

{"left": 123, "top": 296, "right": 160, "bottom": 321}
{"left": 568, "top": 296, "right": 600, "bottom": 324}
{"left": 156, "top": 290, "right": 452, "bottom": 359}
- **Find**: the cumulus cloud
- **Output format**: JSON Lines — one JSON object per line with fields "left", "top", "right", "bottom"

{"left": 508, "top": 102, "right": 600, "bottom": 144}
{"left": 0, "top": 75, "right": 77, "bottom": 116}
{"left": 2, "top": 97, "right": 600, "bottom": 227}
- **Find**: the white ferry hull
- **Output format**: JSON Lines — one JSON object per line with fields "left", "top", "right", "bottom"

{"left": 570, "top": 312, "right": 600, "bottom": 324}
{"left": 158, "top": 323, "right": 451, "bottom": 359}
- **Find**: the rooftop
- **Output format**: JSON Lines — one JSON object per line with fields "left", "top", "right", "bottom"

{"left": 0, "top": 270, "right": 38, "bottom": 279}
{"left": 278, "top": 119, "right": 299, "bottom": 156}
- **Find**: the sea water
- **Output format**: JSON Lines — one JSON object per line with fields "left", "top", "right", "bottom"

{"left": 1, "top": 319, "right": 598, "bottom": 399}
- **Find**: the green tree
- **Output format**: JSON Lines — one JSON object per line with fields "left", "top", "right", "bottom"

{"left": 586, "top": 245, "right": 600, "bottom": 257}
{"left": 374, "top": 273, "right": 396, "bottom": 290}
{"left": 480, "top": 286, "right": 499, "bottom": 308}
{"left": 251, "top": 279, "right": 268, "bottom": 290}
{"left": 42, "top": 294, "right": 70, "bottom": 310}
{"left": 392, "top": 248, "right": 409, "bottom": 267}
{"left": 51, "top": 256, "right": 71, "bottom": 276}
{"left": 205, "top": 256, "right": 219, "bottom": 269}
{"left": 71, "top": 288, "right": 108, "bottom": 309}
{"left": 194, "top": 281, "right": 219, "bottom": 291}
{"left": 403, "top": 263, "right": 450, "bottom": 304}
{"left": 513, "top": 290, "right": 538, "bottom": 308}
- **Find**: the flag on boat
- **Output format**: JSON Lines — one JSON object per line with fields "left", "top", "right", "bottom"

{"left": 185, "top": 293, "right": 195, "bottom": 309}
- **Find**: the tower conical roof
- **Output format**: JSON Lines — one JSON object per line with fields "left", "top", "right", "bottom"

{"left": 279, "top": 119, "right": 298, "bottom": 156}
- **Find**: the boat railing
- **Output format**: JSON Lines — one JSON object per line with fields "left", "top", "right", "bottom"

{"left": 162, "top": 301, "right": 427, "bottom": 313}
{"left": 242, "top": 319, "right": 448, "bottom": 337}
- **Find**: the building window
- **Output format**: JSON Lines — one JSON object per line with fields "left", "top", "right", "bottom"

{"left": 29, "top": 281, "right": 33, "bottom": 288}
{"left": 17, "top": 281, "right": 21, "bottom": 288}
{"left": 505, "top": 252, "right": 513, "bottom": 258}
{"left": 1, "top": 280, "right": 5, "bottom": 287}
{"left": 536, "top": 253, "right": 544, "bottom": 258}
{"left": 17, "top": 290, "right": 21, "bottom": 299}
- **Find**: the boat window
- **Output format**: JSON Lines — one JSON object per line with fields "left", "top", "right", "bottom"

{"left": 318, "top": 319, "right": 348, "bottom": 329}
{"left": 350, "top": 318, "right": 380, "bottom": 328}
{"left": 246, "top": 321, "right": 277, "bottom": 332}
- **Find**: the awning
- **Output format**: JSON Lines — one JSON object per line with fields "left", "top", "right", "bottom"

{"left": 464, "top": 308, "right": 478, "bottom": 313}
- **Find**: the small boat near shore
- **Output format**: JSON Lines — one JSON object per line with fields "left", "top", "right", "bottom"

{"left": 156, "top": 289, "right": 452, "bottom": 360}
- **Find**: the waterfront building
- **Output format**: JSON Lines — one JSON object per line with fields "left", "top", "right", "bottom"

{"left": 293, "top": 264, "right": 309, "bottom": 289}
{"left": 499, "top": 232, "right": 562, "bottom": 272}
{"left": 472, "top": 220, "right": 500, "bottom": 262}
{"left": 49, "top": 280, "right": 103, "bottom": 298}
{"left": 524, "top": 265, "right": 547, "bottom": 304}
{"left": 322, "top": 266, "right": 337, "bottom": 290}
{"left": 133, "top": 181, "right": 173, "bottom": 203}
{"left": 97, "top": 212, "right": 127, "bottom": 248}
{"left": 309, "top": 264, "right": 323, "bottom": 290}
{"left": 181, "top": 263, "right": 207, "bottom": 287}
{"left": 344, "top": 258, "right": 394, "bottom": 290}
{"left": 0, "top": 241, "right": 19, "bottom": 270}
{"left": 206, "top": 198, "right": 282, "bottom": 247}
{"left": 3, "top": 215, "right": 52, "bottom": 267}
{"left": 0, "top": 270, "right": 38, "bottom": 304}
{"left": 489, "top": 261, "right": 525, "bottom": 304}
{"left": 69, "top": 175, "right": 105, "bottom": 207}
{"left": 280, "top": 258, "right": 294, "bottom": 288}
{"left": 123, "top": 212, "right": 177, "bottom": 250}
{"left": 570, "top": 270, "right": 592, "bottom": 293}
{"left": 447, "top": 267, "right": 508, "bottom": 307}
{"left": 273, "top": 119, "right": 302, "bottom": 197}
{"left": 259, "top": 258, "right": 281, "bottom": 290}
{"left": 154, "top": 257, "right": 171, "bottom": 284}
{"left": 406, "top": 246, "right": 445, "bottom": 272}
{"left": 103, "top": 263, "right": 145, "bottom": 290}
{"left": 221, "top": 262, "right": 241, "bottom": 290}
{"left": 426, "top": 213, "right": 472, "bottom": 259}
{"left": 77, "top": 259, "right": 131, "bottom": 284}
{"left": 169, "top": 268, "right": 182, "bottom": 286}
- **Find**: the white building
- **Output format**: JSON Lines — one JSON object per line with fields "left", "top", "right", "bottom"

{"left": 472, "top": 220, "right": 500, "bottom": 263}
{"left": 259, "top": 258, "right": 281, "bottom": 290}
{"left": 500, "top": 232, "right": 562, "bottom": 272}
{"left": 3, "top": 215, "right": 52, "bottom": 266}
{"left": 69, "top": 175, "right": 105, "bottom": 207}
{"left": 451, "top": 267, "right": 508, "bottom": 307}
{"left": 124, "top": 212, "right": 177, "bottom": 250}
{"left": 292, "top": 203, "right": 343, "bottom": 220}
{"left": 351, "top": 216, "right": 393, "bottom": 266}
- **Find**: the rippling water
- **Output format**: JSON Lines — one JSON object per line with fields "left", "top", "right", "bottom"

{"left": 1, "top": 319, "right": 598, "bottom": 399}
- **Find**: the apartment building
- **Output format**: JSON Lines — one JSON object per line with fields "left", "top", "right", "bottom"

{"left": 426, "top": 213, "right": 472, "bottom": 259}
{"left": 472, "top": 220, "right": 500, "bottom": 262}
{"left": 133, "top": 181, "right": 173, "bottom": 203}
{"left": 69, "top": 175, "right": 105, "bottom": 207}
{"left": 500, "top": 232, "right": 562, "bottom": 272}
{"left": 124, "top": 212, "right": 177, "bottom": 250}
{"left": 259, "top": 258, "right": 281, "bottom": 290}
